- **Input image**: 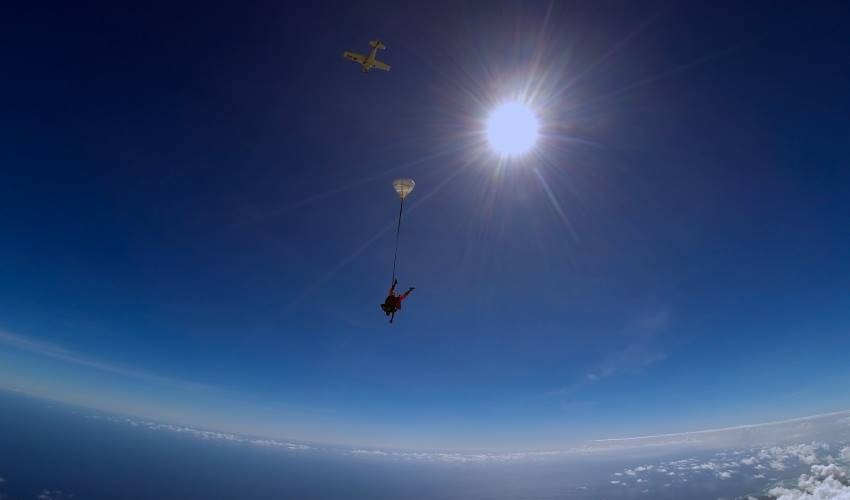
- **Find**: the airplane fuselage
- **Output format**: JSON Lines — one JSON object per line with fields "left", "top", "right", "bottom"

{"left": 361, "top": 46, "right": 380, "bottom": 72}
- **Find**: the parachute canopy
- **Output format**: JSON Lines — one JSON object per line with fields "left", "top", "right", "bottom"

{"left": 392, "top": 178, "right": 415, "bottom": 199}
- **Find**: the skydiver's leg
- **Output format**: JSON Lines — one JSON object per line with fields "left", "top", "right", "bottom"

{"left": 389, "top": 310, "right": 395, "bottom": 323}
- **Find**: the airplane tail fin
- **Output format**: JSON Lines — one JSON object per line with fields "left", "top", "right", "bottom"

{"left": 369, "top": 40, "right": 387, "bottom": 50}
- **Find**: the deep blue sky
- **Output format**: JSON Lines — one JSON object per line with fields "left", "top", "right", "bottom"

{"left": 1, "top": 1, "right": 849, "bottom": 450}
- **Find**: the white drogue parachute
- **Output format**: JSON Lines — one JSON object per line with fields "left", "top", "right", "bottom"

{"left": 392, "top": 178, "right": 415, "bottom": 199}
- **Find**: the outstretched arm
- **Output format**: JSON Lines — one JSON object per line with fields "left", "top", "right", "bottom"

{"left": 400, "top": 287, "right": 415, "bottom": 301}
{"left": 388, "top": 279, "right": 398, "bottom": 295}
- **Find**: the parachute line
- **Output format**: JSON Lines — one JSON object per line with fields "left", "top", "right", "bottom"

{"left": 390, "top": 195, "right": 404, "bottom": 284}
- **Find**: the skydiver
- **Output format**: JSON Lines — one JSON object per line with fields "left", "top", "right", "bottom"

{"left": 380, "top": 279, "right": 414, "bottom": 323}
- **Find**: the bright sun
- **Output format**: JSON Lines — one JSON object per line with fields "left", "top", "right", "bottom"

{"left": 486, "top": 102, "right": 539, "bottom": 156}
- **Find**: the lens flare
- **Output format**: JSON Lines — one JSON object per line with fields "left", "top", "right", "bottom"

{"left": 486, "top": 102, "right": 539, "bottom": 156}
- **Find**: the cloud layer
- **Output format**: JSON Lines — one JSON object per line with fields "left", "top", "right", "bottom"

{"left": 85, "top": 406, "right": 850, "bottom": 466}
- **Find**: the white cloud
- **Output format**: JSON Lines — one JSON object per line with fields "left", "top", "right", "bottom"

{"left": 250, "top": 439, "right": 310, "bottom": 450}
{"left": 771, "top": 461, "right": 788, "bottom": 471}
{"left": 547, "top": 307, "right": 671, "bottom": 396}
{"left": 0, "top": 330, "right": 208, "bottom": 391}
{"left": 617, "top": 440, "right": 844, "bottom": 491}
{"left": 90, "top": 414, "right": 312, "bottom": 452}
{"left": 757, "top": 443, "right": 830, "bottom": 471}
{"left": 351, "top": 449, "right": 389, "bottom": 456}
{"left": 36, "top": 490, "right": 71, "bottom": 500}
{"left": 841, "top": 447, "right": 850, "bottom": 462}
{"left": 811, "top": 464, "right": 848, "bottom": 480}
{"left": 593, "top": 416, "right": 850, "bottom": 448}
{"left": 768, "top": 463, "right": 850, "bottom": 500}
{"left": 590, "top": 307, "right": 671, "bottom": 380}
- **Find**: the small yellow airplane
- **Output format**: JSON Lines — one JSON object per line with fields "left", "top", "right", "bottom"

{"left": 343, "top": 40, "right": 391, "bottom": 73}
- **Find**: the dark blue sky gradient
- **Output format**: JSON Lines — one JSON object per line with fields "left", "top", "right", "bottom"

{"left": 1, "top": 1, "right": 849, "bottom": 450}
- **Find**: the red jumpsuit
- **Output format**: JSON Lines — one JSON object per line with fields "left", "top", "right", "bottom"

{"left": 381, "top": 281, "right": 413, "bottom": 323}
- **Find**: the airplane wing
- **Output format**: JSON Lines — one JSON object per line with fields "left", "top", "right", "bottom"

{"left": 343, "top": 51, "right": 366, "bottom": 64}
{"left": 372, "top": 59, "right": 391, "bottom": 71}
